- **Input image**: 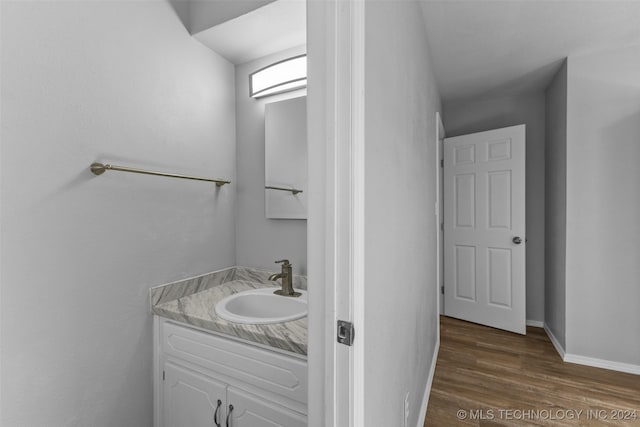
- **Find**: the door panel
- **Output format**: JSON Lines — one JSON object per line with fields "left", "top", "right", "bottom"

{"left": 455, "top": 245, "right": 476, "bottom": 301}
{"left": 488, "top": 170, "right": 511, "bottom": 229}
{"left": 455, "top": 174, "right": 476, "bottom": 227}
{"left": 488, "top": 247, "right": 512, "bottom": 307}
{"left": 163, "top": 362, "right": 226, "bottom": 427}
{"left": 444, "top": 125, "right": 526, "bottom": 334}
{"left": 227, "top": 387, "right": 307, "bottom": 427}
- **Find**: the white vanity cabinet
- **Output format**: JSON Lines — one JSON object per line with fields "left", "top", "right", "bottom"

{"left": 154, "top": 318, "right": 307, "bottom": 427}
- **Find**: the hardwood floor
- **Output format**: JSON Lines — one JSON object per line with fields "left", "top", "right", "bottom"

{"left": 425, "top": 316, "right": 640, "bottom": 426}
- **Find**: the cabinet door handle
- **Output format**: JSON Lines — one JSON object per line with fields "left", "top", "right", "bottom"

{"left": 226, "top": 404, "right": 234, "bottom": 427}
{"left": 214, "top": 399, "right": 222, "bottom": 427}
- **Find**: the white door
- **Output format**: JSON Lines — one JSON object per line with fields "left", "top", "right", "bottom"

{"left": 443, "top": 125, "right": 526, "bottom": 334}
{"left": 226, "top": 387, "right": 307, "bottom": 427}
{"left": 163, "top": 363, "right": 226, "bottom": 427}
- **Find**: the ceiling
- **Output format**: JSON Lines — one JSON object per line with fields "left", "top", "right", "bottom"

{"left": 193, "top": 0, "right": 305, "bottom": 65}
{"left": 420, "top": 0, "right": 640, "bottom": 103}
{"left": 192, "top": 0, "right": 640, "bottom": 101}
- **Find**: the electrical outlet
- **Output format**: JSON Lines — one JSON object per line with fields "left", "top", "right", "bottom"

{"left": 403, "top": 392, "right": 410, "bottom": 426}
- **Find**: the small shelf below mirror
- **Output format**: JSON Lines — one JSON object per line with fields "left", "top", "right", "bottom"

{"left": 266, "top": 185, "right": 303, "bottom": 195}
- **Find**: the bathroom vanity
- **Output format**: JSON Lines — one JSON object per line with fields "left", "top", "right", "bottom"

{"left": 151, "top": 267, "right": 308, "bottom": 427}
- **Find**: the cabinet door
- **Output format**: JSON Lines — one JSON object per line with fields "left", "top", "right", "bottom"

{"left": 226, "top": 387, "right": 307, "bottom": 427}
{"left": 163, "top": 362, "right": 226, "bottom": 427}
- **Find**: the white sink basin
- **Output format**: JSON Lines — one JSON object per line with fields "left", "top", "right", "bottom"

{"left": 215, "top": 288, "right": 307, "bottom": 324}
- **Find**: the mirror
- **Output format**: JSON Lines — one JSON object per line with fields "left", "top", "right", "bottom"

{"left": 264, "top": 96, "right": 307, "bottom": 219}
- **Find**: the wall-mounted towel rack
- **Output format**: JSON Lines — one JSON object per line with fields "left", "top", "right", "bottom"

{"left": 90, "top": 162, "right": 231, "bottom": 187}
{"left": 265, "top": 185, "right": 303, "bottom": 195}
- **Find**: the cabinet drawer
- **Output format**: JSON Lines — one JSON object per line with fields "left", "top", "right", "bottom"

{"left": 161, "top": 321, "right": 307, "bottom": 405}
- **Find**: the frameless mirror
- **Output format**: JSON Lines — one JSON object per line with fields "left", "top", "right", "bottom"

{"left": 264, "top": 96, "right": 307, "bottom": 219}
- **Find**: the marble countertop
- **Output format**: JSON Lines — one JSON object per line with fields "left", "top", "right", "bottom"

{"left": 151, "top": 268, "right": 307, "bottom": 356}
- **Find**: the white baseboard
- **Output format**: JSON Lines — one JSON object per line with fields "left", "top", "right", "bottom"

{"left": 564, "top": 353, "right": 640, "bottom": 376}
{"left": 543, "top": 324, "right": 640, "bottom": 376}
{"left": 526, "top": 319, "right": 544, "bottom": 328}
{"left": 416, "top": 336, "right": 440, "bottom": 427}
{"left": 543, "top": 323, "right": 566, "bottom": 359}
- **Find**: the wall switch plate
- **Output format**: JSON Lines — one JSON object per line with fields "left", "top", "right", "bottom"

{"left": 403, "top": 392, "right": 410, "bottom": 426}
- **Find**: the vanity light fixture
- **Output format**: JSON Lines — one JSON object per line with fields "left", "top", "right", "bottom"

{"left": 249, "top": 54, "right": 307, "bottom": 98}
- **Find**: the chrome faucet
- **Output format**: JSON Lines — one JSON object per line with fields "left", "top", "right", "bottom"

{"left": 269, "top": 259, "right": 301, "bottom": 297}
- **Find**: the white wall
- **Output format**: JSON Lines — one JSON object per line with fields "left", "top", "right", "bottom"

{"left": 364, "top": 1, "right": 441, "bottom": 425}
{"left": 0, "top": 2, "right": 236, "bottom": 425}
{"left": 234, "top": 46, "right": 307, "bottom": 274}
{"left": 565, "top": 46, "right": 640, "bottom": 366}
{"left": 443, "top": 92, "right": 546, "bottom": 323}
{"left": 544, "top": 61, "right": 567, "bottom": 348}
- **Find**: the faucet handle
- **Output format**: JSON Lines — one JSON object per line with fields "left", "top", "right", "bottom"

{"left": 275, "top": 259, "right": 290, "bottom": 266}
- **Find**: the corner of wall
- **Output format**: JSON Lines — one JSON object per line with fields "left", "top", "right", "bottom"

{"left": 544, "top": 323, "right": 566, "bottom": 360}
{"left": 234, "top": 45, "right": 308, "bottom": 272}
{"left": 167, "top": 0, "right": 191, "bottom": 34}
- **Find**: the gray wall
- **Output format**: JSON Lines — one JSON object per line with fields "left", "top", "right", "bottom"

{"left": 544, "top": 61, "right": 567, "bottom": 348}
{"left": 189, "top": 0, "right": 276, "bottom": 34}
{"left": 234, "top": 46, "right": 308, "bottom": 274}
{"left": 306, "top": 3, "right": 328, "bottom": 423}
{"left": 0, "top": 2, "right": 236, "bottom": 425}
{"left": 443, "top": 92, "right": 546, "bottom": 323}
{"left": 565, "top": 46, "right": 640, "bottom": 365}
{"left": 364, "top": 2, "right": 441, "bottom": 425}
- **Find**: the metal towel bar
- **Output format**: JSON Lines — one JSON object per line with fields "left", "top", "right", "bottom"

{"left": 90, "top": 162, "right": 231, "bottom": 187}
{"left": 265, "top": 185, "right": 303, "bottom": 195}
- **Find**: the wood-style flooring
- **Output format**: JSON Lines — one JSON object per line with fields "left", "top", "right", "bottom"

{"left": 425, "top": 316, "right": 640, "bottom": 426}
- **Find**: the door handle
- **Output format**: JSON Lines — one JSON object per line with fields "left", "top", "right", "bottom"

{"left": 226, "top": 404, "right": 234, "bottom": 427}
{"left": 214, "top": 399, "right": 222, "bottom": 427}
{"left": 512, "top": 236, "right": 522, "bottom": 245}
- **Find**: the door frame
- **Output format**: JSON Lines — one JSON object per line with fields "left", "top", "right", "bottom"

{"left": 307, "top": 0, "right": 365, "bottom": 426}
{"left": 436, "top": 112, "right": 445, "bottom": 316}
